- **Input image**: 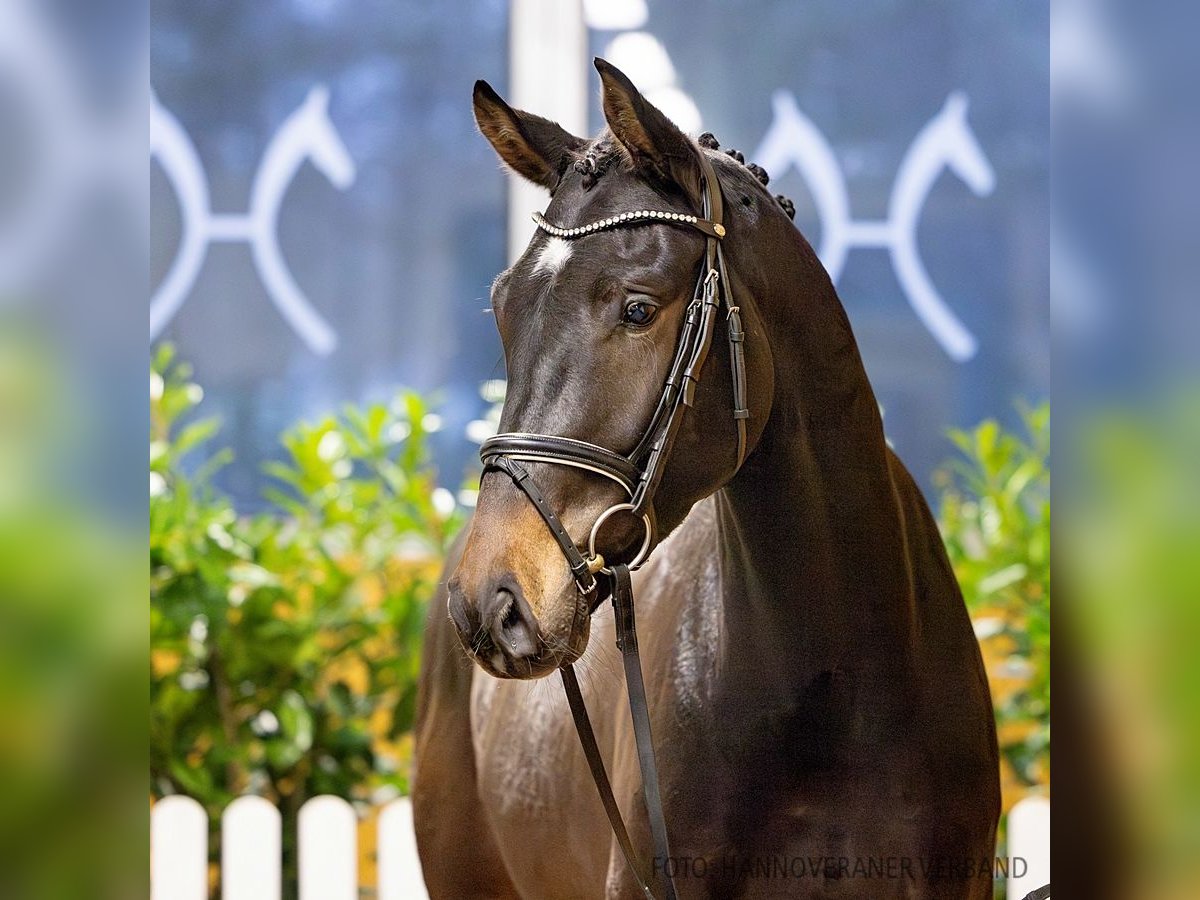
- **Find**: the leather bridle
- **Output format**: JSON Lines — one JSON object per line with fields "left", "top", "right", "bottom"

{"left": 479, "top": 150, "right": 746, "bottom": 900}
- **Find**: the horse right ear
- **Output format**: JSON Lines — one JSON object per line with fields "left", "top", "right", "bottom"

{"left": 473, "top": 81, "right": 586, "bottom": 190}
{"left": 595, "top": 58, "right": 702, "bottom": 201}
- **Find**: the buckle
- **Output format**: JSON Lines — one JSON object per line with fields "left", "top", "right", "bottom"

{"left": 570, "top": 559, "right": 599, "bottom": 596}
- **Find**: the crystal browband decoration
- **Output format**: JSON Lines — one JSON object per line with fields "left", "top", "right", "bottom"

{"left": 531, "top": 209, "right": 724, "bottom": 240}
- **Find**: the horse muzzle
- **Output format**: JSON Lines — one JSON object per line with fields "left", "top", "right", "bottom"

{"left": 446, "top": 493, "right": 597, "bottom": 679}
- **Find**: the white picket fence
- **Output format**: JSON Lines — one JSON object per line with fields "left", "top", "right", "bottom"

{"left": 151, "top": 793, "right": 1047, "bottom": 899}
{"left": 1007, "top": 795, "right": 1050, "bottom": 900}
{"left": 150, "top": 794, "right": 427, "bottom": 900}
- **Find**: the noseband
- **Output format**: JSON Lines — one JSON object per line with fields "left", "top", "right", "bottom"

{"left": 479, "top": 151, "right": 746, "bottom": 900}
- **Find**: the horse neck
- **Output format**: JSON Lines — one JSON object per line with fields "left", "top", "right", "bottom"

{"left": 712, "top": 224, "right": 917, "bottom": 680}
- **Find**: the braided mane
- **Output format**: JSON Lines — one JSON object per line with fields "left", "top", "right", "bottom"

{"left": 698, "top": 131, "right": 796, "bottom": 220}
{"left": 568, "top": 131, "right": 795, "bottom": 220}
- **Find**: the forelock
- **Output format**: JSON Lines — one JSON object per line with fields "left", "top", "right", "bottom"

{"left": 571, "top": 134, "right": 629, "bottom": 190}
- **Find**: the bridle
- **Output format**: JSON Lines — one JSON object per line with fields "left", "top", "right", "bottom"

{"left": 481, "top": 149, "right": 747, "bottom": 595}
{"left": 479, "top": 150, "right": 746, "bottom": 900}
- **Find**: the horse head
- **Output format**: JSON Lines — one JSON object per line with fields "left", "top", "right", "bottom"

{"left": 296, "top": 85, "right": 356, "bottom": 190}
{"left": 935, "top": 91, "right": 996, "bottom": 197}
{"left": 448, "top": 60, "right": 780, "bottom": 679}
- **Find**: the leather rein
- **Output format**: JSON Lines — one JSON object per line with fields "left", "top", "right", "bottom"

{"left": 479, "top": 151, "right": 746, "bottom": 900}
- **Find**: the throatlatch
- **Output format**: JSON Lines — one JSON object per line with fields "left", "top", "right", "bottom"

{"left": 480, "top": 150, "right": 744, "bottom": 900}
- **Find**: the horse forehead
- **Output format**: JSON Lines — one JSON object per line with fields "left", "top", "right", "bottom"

{"left": 548, "top": 164, "right": 669, "bottom": 222}
{"left": 520, "top": 226, "right": 672, "bottom": 289}
{"left": 533, "top": 237, "right": 572, "bottom": 275}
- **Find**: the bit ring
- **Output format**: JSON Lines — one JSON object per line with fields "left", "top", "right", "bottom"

{"left": 587, "top": 503, "right": 654, "bottom": 573}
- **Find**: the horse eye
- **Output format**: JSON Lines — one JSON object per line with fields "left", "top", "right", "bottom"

{"left": 622, "top": 301, "right": 657, "bottom": 327}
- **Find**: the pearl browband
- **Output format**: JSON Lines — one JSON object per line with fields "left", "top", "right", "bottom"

{"left": 532, "top": 209, "right": 726, "bottom": 240}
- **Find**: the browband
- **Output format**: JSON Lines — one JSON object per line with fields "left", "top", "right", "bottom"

{"left": 531, "top": 209, "right": 726, "bottom": 240}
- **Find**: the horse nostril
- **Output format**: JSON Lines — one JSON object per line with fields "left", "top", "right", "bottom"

{"left": 487, "top": 586, "right": 539, "bottom": 662}
{"left": 501, "top": 594, "right": 521, "bottom": 631}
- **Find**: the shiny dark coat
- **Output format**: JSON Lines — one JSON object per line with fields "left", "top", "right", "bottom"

{"left": 413, "top": 60, "right": 999, "bottom": 899}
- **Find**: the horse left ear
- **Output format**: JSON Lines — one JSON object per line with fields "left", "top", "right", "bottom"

{"left": 473, "top": 80, "right": 587, "bottom": 190}
{"left": 595, "top": 58, "right": 702, "bottom": 199}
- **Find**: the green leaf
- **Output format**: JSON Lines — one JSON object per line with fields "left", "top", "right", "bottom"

{"left": 977, "top": 563, "right": 1028, "bottom": 597}
{"left": 278, "top": 690, "right": 314, "bottom": 753}
{"left": 174, "top": 418, "right": 221, "bottom": 457}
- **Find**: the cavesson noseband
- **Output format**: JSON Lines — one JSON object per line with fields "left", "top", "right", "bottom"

{"left": 479, "top": 150, "right": 747, "bottom": 900}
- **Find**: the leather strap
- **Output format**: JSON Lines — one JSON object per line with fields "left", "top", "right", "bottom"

{"left": 482, "top": 456, "right": 599, "bottom": 596}
{"left": 719, "top": 248, "right": 749, "bottom": 468}
{"left": 627, "top": 299, "right": 701, "bottom": 465}
{"left": 560, "top": 665, "right": 656, "bottom": 900}
{"left": 560, "top": 566, "right": 679, "bottom": 900}
{"left": 704, "top": 152, "right": 748, "bottom": 469}
{"left": 481, "top": 433, "right": 641, "bottom": 494}
{"left": 629, "top": 154, "right": 728, "bottom": 518}
{"left": 612, "top": 564, "right": 679, "bottom": 900}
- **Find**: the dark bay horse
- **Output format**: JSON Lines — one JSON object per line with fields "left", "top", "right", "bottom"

{"left": 413, "top": 60, "right": 999, "bottom": 899}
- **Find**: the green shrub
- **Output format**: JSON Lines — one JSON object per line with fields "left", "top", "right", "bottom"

{"left": 936, "top": 402, "right": 1050, "bottom": 791}
{"left": 150, "top": 345, "right": 462, "bottom": 833}
{"left": 151, "top": 344, "right": 1050, "bottom": 894}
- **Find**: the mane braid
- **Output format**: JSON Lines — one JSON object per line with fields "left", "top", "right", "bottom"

{"left": 698, "top": 131, "right": 796, "bottom": 220}
{"left": 571, "top": 131, "right": 796, "bottom": 218}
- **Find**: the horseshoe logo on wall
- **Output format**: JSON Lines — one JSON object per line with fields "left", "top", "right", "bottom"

{"left": 150, "top": 85, "right": 356, "bottom": 356}
{"left": 754, "top": 90, "right": 996, "bottom": 362}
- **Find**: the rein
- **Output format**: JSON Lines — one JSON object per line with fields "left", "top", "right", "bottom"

{"left": 480, "top": 150, "right": 745, "bottom": 900}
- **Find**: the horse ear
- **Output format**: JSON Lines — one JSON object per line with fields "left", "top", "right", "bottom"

{"left": 594, "top": 58, "right": 702, "bottom": 198}
{"left": 473, "top": 80, "right": 586, "bottom": 190}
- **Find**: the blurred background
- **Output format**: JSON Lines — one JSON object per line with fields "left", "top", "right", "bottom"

{"left": 149, "top": 0, "right": 1047, "bottom": 505}
{"left": 146, "top": 1, "right": 1050, "bottom": 895}
{"left": 2, "top": 0, "right": 1197, "bottom": 897}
